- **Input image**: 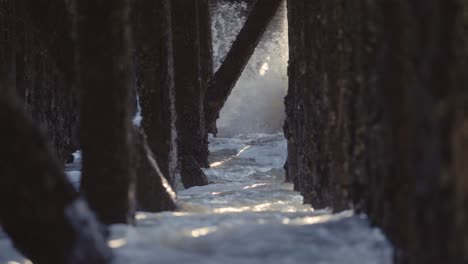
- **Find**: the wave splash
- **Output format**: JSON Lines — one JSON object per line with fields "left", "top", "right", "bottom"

{"left": 212, "top": 1, "right": 289, "bottom": 137}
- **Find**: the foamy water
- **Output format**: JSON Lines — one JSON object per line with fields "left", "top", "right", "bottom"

{"left": 0, "top": 134, "right": 392, "bottom": 264}
{"left": 110, "top": 134, "right": 393, "bottom": 264}
{"left": 212, "top": 1, "right": 289, "bottom": 137}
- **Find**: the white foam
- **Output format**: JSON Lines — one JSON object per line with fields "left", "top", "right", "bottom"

{"left": 212, "top": 1, "right": 289, "bottom": 137}
{"left": 109, "top": 134, "right": 393, "bottom": 264}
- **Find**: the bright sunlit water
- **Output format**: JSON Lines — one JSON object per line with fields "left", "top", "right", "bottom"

{"left": 115, "top": 134, "right": 394, "bottom": 264}
{"left": 0, "top": 133, "right": 392, "bottom": 264}
{"left": 111, "top": 133, "right": 392, "bottom": 264}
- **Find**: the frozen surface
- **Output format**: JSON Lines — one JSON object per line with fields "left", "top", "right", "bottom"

{"left": 0, "top": 134, "right": 393, "bottom": 264}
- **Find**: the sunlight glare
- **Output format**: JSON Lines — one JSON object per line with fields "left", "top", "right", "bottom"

{"left": 292, "top": 215, "right": 334, "bottom": 225}
{"left": 253, "top": 203, "right": 273, "bottom": 211}
{"left": 235, "top": 146, "right": 251, "bottom": 157}
{"left": 243, "top": 183, "right": 268, "bottom": 190}
{"left": 210, "top": 160, "right": 226, "bottom": 167}
{"left": 7, "top": 261, "right": 30, "bottom": 264}
{"left": 172, "top": 212, "right": 191, "bottom": 216}
{"left": 190, "top": 227, "right": 218, "bottom": 238}
{"left": 210, "top": 146, "right": 252, "bottom": 167}
{"left": 108, "top": 238, "right": 127, "bottom": 249}
{"left": 136, "top": 213, "right": 148, "bottom": 220}
{"left": 259, "top": 62, "right": 270, "bottom": 76}
{"left": 214, "top": 206, "right": 251, "bottom": 213}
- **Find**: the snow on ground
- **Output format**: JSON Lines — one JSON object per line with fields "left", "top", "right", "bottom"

{"left": 0, "top": 133, "right": 393, "bottom": 264}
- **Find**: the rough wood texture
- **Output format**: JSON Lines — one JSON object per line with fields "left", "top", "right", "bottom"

{"left": 0, "top": 0, "right": 78, "bottom": 162}
{"left": 75, "top": 0, "right": 136, "bottom": 225}
{"left": 286, "top": 0, "right": 343, "bottom": 209}
{"left": 283, "top": 0, "right": 304, "bottom": 188}
{"left": 197, "top": 0, "right": 213, "bottom": 169}
{"left": 134, "top": 128, "right": 177, "bottom": 212}
{"left": 0, "top": 90, "right": 111, "bottom": 264}
{"left": 132, "top": 0, "right": 178, "bottom": 187}
{"left": 286, "top": 0, "right": 468, "bottom": 262}
{"left": 204, "top": 0, "right": 283, "bottom": 135}
{"left": 198, "top": 0, "right": 214, "bottom": 98}
{"left": 172, "top": 0, "right": 210, "bottom": 188}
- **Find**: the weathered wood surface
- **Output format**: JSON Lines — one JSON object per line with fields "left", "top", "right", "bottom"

{"left": 172, "top": 0, "right": 211, "bottom": 188}
{"left": 132, "top": 0, "right": 178, "bottom": 187}
{"left": 0, "top": 0, "right": 78, "bottom": 162}
{"left": 286, "top": 0, "right": 468, "bottom": 262}
{"left": 0, "top": 89, "right": 111, "bottom": 264}
{"left": 76, "top": 0, "right": 136, "bottom": 225}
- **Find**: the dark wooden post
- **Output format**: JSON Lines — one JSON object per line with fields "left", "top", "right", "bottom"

{"left": 130, "top": 0, "right": 179, "bottom": 211}
{"left": 286, "top": 0, "right": 468, "bottom": 262}
{"left": 283, "top": 0, "right": 305, "bottom": 188}
{"left": 0, "top": 90, "right": 112, "bottom": 264}
{"left": 0, "top": 0, "right": 16, "bottom": 90}
{"left": 172, "top": 0, "right": 210, "bottom": 188}
{"left": 132, "top": 0, "right": 178, "bottom": 187}
{"left": 75, "top": 0, "right": 136, "bottom": 224}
